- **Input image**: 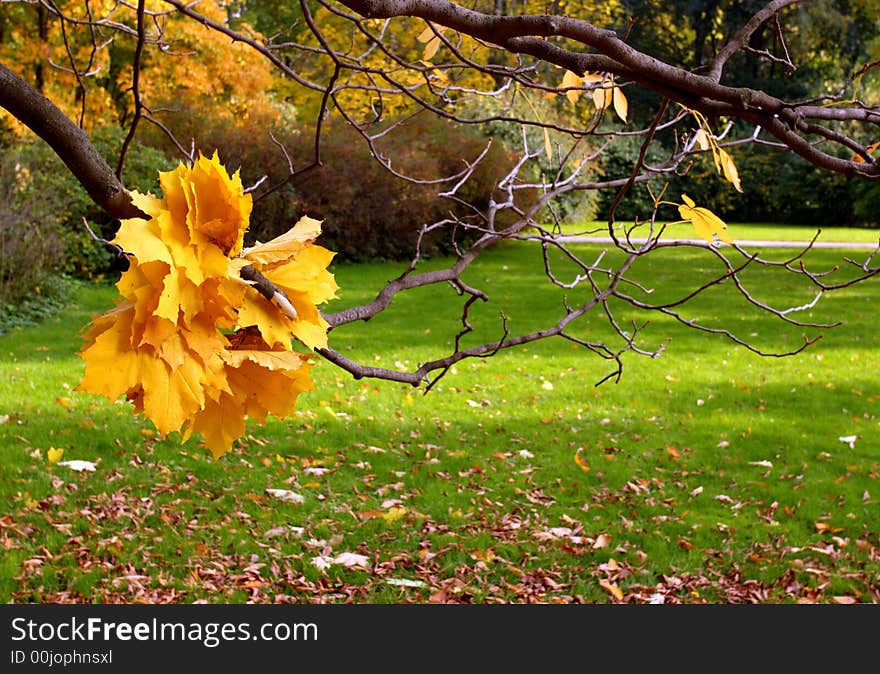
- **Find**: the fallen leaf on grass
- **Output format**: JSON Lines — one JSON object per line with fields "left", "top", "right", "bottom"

{"left": 381, "top": 507, "right": 408, "bottom": 524}
{"left": 303, "top": 467, "right": 329, "bottom": 476}
{"left": 593, "top": 533, "right": 612, "bottom": 549}
{"left": 832, "top": 596, "right": 858, "bottom": 604}
{"left": 386, "top": 578, "right": 426, "bottom": 588}
{"left": 47, "top": 448, "right": 64, "bottom": 463}
{"left": 58, "top": 460, "right": 96, "bottom": 472}
{"left": 749, "top": 460, "right": 773, "bottom": 468}
{"left": 599, "top": 578, "right": 624, "bottom": 601}
{"left": 333, "top": 552, "right": 370, "bottom": 568}
{"left": 265, "top": 488, "right": 304, "bottom": 504}
{"left": 313, "top": 552, "right": 371, "bottom": 571}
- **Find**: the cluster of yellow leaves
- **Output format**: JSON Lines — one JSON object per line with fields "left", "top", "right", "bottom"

{"left": 559, "top": 70, "right": 628, "bottom": 123}
{"left": 300, "top": 13, "right": 493, "bottom": 122}
{"left": 77, "top": 152, "right": 338, "bottom": 458}
{"left": 417, "top": 24, "right": 446, "bottom": 61}
{"left": 689, "top": 113, "right": 742, "bottom": 192}
{"left": 693, "top": 129, "right": 742, "bottom": 192}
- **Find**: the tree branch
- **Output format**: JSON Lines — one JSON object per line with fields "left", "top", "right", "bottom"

{"left": 0, "top": 61, "right": 146, "bottom": 220}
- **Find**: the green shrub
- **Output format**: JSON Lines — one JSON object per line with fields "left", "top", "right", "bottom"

{"left": 0, "top": 157, "right": 67, "bottom": 305}
{"left": 0, "top": 277, "right": 76, "bottom": 336}
{"left": 850, "top": 178, "right": 880, "bottom": 227}
{"left": 7, "top": 128, "right": 174, "bottom": 281}
{"left": 730, "top": 145, "right": 855, "bottom": 226}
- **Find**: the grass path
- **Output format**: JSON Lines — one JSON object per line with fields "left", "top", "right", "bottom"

{"left": 548, "top": 221, "right": 880, "bottom": 245}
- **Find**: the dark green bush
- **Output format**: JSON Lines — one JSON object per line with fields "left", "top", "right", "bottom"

{"left": 6, "top": 128, "right": 174, "bottom": 282}
{"left": 849, "top": 178, "right": 880, "bottom": 227}
{"left": 729, "top": 145, "right": 856, "bottom": 226}
{"left": 0, "top": 155, "right": 67, "bottom": 305}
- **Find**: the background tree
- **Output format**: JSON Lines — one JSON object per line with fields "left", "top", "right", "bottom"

{"left": 1, "top": 0, "right": 879, "bottom": 452}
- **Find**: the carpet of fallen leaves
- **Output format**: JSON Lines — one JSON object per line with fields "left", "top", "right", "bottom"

{"left": 3, "top": 440, "right": 878, "bottom": 604}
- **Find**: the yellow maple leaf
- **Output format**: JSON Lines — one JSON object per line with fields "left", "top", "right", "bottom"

{"left": 184, "top": 392, "right": 247, "bottom": 460}
{"left": 678, "top": 194, "right": 733, "bottom": 244}
{"left": 47, "top": 447, "right": 64, "bottom": 463}
{"left": 78, "top": 153, "right": 336, "bottom": 459}
{"left": 235, "top": 218, "right": 338, "bottom": 350}
{"left": 381, "top": 507, "right": 408, "bottom": 524}
{"left": 240, "top": 216, "right": 323, "bottom": 265}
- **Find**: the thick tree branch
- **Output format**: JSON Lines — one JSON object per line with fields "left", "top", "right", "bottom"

{"left": 335, "top": 0, "right": 880, "bottom": 180}
{"left": 0, "top": 61, "right": 146, "bottom": 220}
{"left": 706, "top": 0, "right": 803, "bottom": 82}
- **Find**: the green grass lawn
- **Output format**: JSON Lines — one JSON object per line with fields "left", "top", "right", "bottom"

{"left": 1, "top": 239, "right": 878, "bottom": 603}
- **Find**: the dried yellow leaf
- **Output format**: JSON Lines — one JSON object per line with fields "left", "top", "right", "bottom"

{"left": 422, "top": 35, "right": 441, "bottom": 61}
{"left": 593, "top": 84, "right": 612, "bottom": 111}
{"left": 598, "top": 578, "right": 625, "bottom": 601}
{"left": 678, "top": 194, "right": 733, "bottom": 244}
{"left": 612, "top": 86, "right": 628, "bottom": 123}
{"left": 241, "top": 216, "right": 322, "bottom": 265}
{"left": 693, "top": 128, "right": 710, "bottom": 151}
{"left": 561, "top": 69, "right": 583, "bottom": 104}
{"left": 416, "top": 25, "right": 435, "bottom": 43}
{"left": 716, "top": 147, "right": 743, "bottom": 192}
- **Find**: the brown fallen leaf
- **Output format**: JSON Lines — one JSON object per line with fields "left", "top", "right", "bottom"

{"left": 593, "top": 533, "right": 612, "bottom": 549}
{"left": 599, "top": 578, "right": 624, "bottom": 601}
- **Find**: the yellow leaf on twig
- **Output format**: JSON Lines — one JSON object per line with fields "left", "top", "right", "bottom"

{"left": 678, "top": 194, "right": 733, "bottom": 244}
{"left": 561, "top": 69, "right": 583, "bottom": 104}
{"left": 593, "top": 83, "right": 612, "bottom": 111}
{"left": 715, "top": 147, "right": 743, "bottom": 192}
{"left": 612, "top": 85, "right": 628, "bottom": 123}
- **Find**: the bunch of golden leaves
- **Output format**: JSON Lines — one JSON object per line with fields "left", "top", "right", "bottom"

{"left": 78, "top": 152, "right": 338, "bottom": 458}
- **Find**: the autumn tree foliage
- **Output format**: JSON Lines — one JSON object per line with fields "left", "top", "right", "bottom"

{"left": 1, "top": 0, "right": 880, "bottom": 456}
